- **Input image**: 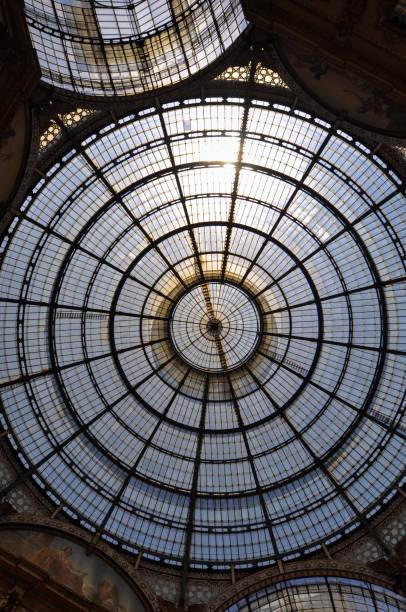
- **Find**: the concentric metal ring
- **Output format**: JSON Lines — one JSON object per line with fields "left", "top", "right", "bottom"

{"left": 169, "top": 281, "right": 263, "bottom": 372}
{"left": 24, "top": 0, "right": 246, "bottom": 96}
{"left": 1, "top": 95, "right": 406, "bottom": 569}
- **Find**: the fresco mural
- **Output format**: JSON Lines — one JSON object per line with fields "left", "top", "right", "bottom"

{"left": 0, "top": 529, "right": 146, "bottom": 612}
{"left": 277, "top": 39, "right": 406, "bottom": 137}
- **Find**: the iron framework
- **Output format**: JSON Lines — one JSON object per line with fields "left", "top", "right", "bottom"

{"left": 1, "top": 89, "right": 406, "bottom": 576}
{"left": 24, "top": 0, "right": 247, "bottom": 96}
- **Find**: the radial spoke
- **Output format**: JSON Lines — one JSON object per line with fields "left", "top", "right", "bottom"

{"left": 1, "top": 93, "right": 405, "bottom": 573}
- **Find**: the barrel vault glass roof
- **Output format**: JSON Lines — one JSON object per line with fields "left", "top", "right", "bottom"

{"left": 224, "top": 577, "right": 406, "bottom": 612}
{"left": 1, "top": 94, "right": 406, "bottom": 570}
{"left": 24, "top": 0, "right": 246, "bottom": 95}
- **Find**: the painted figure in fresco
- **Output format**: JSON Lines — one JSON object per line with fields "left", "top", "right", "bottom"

{"left": 1, "top": 531, "right": 132, "bottom": 611}
{"left": 51, "top": 546, "right": 88, "bottom": 593}
{"left": 31, "top": 545, "right": 88, "bottom": 595}
{"left": 281, "top": 40, "right": 406, "bottom": 133}
{"left": 94, "top": 578, "right": 128, "bottom": 612}
{"left": 30, "top": 545, "right": 56, "bottom": 572}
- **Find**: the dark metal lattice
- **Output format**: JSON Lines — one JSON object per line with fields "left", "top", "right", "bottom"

{"left": 25, "top": 0, "right": 247, "bottom": 96}
{"left": 1, "top": 92, "right": 406, "bottom": 572}
{"left": 224, "top": 577, "right": 406, "bottom": 612}
{"left": 168, "top": 282, "right": 263, "bottom": 372}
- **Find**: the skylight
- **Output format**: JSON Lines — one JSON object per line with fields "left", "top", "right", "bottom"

{"left": 24, "top": 0, "right": 247, "bottom": 95}
{"left": 1, "top": 94, "right": 405, "bottom": 569}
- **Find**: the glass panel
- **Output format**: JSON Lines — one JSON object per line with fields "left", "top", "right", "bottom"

{"left": 1, "top": 98, "right": 405, "bottom": 567}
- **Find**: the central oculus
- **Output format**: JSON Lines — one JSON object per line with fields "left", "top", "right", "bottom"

{"left": 206, "top": 318, "right": 223, "bottom": 336}
{"left": 169, "top": 281, "right": 262, "bottom": 373}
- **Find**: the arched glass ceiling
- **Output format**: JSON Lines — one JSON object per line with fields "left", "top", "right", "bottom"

{"left": 224, "top": 577, "right": 406, "bottom": 611}
{"left": 1, "top": 95, "right": 406, "bottom": 569}
{"left": 24, "top": 0, "right": 246, "bottom": 95}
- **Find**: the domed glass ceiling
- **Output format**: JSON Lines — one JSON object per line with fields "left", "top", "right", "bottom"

{"left": 24, "top": 0, "right": 246, "bottom": 95}
{"left": 1, "top": 94, "right": 406, "bottom": 569}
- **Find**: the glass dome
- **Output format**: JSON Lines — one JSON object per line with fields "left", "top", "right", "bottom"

{"left": 24, "top": 0, "right": 246, "bottom": 96}
{"left": 1, "top": 93, "right": 406, "bottom": 569}
{"left": 224, "top": 576, "right": 406, "bottom": 611}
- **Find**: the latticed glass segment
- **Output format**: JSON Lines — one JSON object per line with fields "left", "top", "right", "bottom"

{"left": 1, "top": 94, "right": 406, "bottom": 569}
{"left": 169, "top": 282, "right": 262, "bottom": 372}
{"left": 224, "top": 577, "right": 406, "bottom": 611}
{"left": 24, "top": 0, "right": 247, "bottom": 96}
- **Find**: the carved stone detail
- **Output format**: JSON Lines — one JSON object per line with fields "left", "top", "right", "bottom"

{"left": 0, "top": 589, "right": 22, "bottom": 612}
{"left": 368, "top": 535, "right": 406, "bottom": 592}
{"left": 0, "top": 445, "right": 17, "bottom": 489}
{"left": 336, "top": 0, "right": 367, "bottom": 41}
{"left": 0, "top": 441, "right": 52, "bottom": 517}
